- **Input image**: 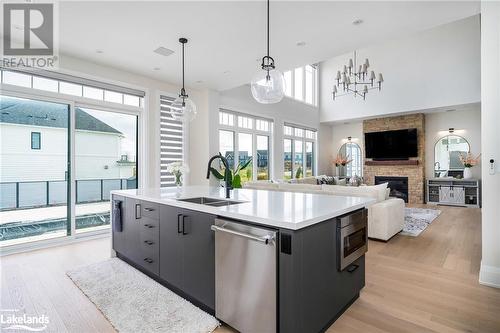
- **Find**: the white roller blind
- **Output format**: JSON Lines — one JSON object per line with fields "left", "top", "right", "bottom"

{"left": 160, "top": 95, "right": 184, "bottom": 187}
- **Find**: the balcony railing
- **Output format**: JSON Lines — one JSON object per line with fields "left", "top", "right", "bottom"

{"left": 0, "top": 178, "right": 136, "bottom": 211}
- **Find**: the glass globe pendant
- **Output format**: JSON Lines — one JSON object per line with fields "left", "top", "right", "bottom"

{"left": 251, "top": 56, "right": 285, "bottom": 104}
{"left": 251, "top": 0, "right": 285, "bottom": 104}
{"left": 172, "top": 38, "right": 197, "bottom": 122}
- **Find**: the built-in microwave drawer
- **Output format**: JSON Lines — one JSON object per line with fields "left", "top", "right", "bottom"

{"left": 337, "top": 208, "right": 367, "bottom": 228}
{"left": 337, "top": 208, "right": 368, "bottom": 271}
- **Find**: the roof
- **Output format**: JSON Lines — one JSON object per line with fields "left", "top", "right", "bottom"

{"left": 0, "top": 96, "right": 122, "bottom": 134}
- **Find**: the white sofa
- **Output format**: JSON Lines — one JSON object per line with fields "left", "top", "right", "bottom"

{"left": 244, "top": 181, "right": 405, "bottom": 241}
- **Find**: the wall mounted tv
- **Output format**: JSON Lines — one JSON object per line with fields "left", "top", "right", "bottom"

{"left": 365, "top": 128, "right": 418, "bottom": 160}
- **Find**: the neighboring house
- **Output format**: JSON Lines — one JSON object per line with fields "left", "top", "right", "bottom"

{"left": 0, "top": 96, "right": 135, "bottom": 183}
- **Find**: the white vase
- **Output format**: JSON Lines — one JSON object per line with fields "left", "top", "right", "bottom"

{"left": 463, "top": 167, "right": 472, "bottom": 179}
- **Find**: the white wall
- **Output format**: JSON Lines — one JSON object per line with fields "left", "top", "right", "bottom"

{"left": 425, "top": 106, "right": 481, "bottom": 180}
{"left": 319, "top": 15, "right": 480, "bottom": 123}
{"left": 219, "top": 85, "right": 320, "bottom": 179}
{"left": 318, "top": 123, "right": 333, "bottom": 175}
{"left": 479, "top": 2, "right": 500, "bottom": 289}
{"left": 0, "top": 124, "right": 68, "bottom": 182}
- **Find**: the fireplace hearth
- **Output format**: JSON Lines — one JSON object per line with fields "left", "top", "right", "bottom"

{"left": 375, "top": 176, "right": 409, "bottom": 203}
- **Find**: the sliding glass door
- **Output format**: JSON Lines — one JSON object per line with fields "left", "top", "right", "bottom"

{"left": 0, "top": 95, "right": 70, "bottom": 246}
{"left": 74, "top": 107, "right": 138, "bottom": 233}
{"left": 0, "top": 94, "right": 139, "bottom": 247}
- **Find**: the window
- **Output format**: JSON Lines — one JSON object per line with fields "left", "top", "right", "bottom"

{"left": 294, "top": 68, "right": 303, "bottom": 101}
{"left": 31, "top": 132, "right": 41, "bottom": 150}
{"left": 218, "top": 109, "right": 273, "bottom": 183}
{"left": 340, "top": 142, "right": 362, "bottom": 178}
{"left": 283, "top": 124, "right": 317, "bottom": 179}
{"left": 160, "top": 95, "right": 184, "bottom": 187}
{"left": 284, "top": 139, "right": 292, "bottom": 180}
{"left": 219, "top": 130, "right": 235, "bottom": 169}
{"left": 284, "top": 71, "right": 292, "bottom": 97}
{"left": 1, "top": 69, "right": 145, "bottom": 108}
{"left": 283, "top": 64, "right": 318, "bottom": 106}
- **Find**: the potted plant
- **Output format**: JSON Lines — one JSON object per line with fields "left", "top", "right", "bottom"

{"left": 459, "top": 152, "right": 481, "bottom": 179}
{"left": 209, "top": 155, "right": 252, "bottom": 188}
{"left": 165, "top": 162, "right": 189, "bottom": 188}
{"left": 333, "top": 154, "right": 352, "bottom": 177}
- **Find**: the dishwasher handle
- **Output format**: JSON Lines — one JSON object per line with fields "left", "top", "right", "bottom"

{"left": 211, "top": 225, "right": 274, "bottom": 244}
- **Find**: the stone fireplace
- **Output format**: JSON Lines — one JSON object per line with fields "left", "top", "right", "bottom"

{"left": 363, "top": 114, "right": 425, "bottom": 204}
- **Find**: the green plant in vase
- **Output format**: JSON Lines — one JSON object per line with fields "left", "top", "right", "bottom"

{"left": 209, "top": 153, "right": 252, "bottom": 188}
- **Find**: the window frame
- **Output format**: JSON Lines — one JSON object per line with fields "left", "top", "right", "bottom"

{"left": 218, "top": 109, "right": 273, "bottom": 181}
{"left": 31, "top": 131, "right": 41, "bottom": 150}
{"left": 283, "top": 123, "right": 317, "bottom": 179}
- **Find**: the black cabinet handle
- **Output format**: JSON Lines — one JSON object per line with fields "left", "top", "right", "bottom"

{"left": 144, "top": 224, "right": 155, "bottom": 229}
{"left": 143, "top": 258, "right": 153, "bottom": 264}
{"left": 177, "top": 214, "right": 183, "bottom": 234}
{"left": 347, "top": 264, "right": 359, "bottom": 273}
{"left": 144, "top": 240, "right": 154, "bottom": 245}
{"left": 144, "top": 207, "right": 155, "bottom": 212}
{"left": 182, "top": 215, "right": 188, "bottom": 235}
{"left": 135, "top": 203, "right": 141, "bottom": 219}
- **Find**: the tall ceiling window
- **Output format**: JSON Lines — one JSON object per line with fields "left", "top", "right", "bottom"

{"left": 283, "top": 124, "right": 317, "bottom": 180}
{"left": 218, "top": 109, "right": 273, "bottom": 183}
{"left": 284, "top": 64, "right": 318, "bottom": 106}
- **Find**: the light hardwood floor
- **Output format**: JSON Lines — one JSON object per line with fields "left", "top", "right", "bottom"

{"left": 1, "top": 205, "right": 499, "bottom": 333}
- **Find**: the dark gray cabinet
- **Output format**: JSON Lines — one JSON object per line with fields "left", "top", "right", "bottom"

{"left": 112, "top": 195, "right": 160, "bottom": 275}
{"left": 159, "top": 205, "right": 215, "bottom": 310}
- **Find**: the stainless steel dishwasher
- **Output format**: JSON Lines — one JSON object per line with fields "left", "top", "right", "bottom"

{"left": 211, "top": 219, "right": 277, "bottom": 333}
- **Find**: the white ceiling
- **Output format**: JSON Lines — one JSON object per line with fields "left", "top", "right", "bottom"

{"left": 59, "top": 1, "right": 480, "bottom": 91}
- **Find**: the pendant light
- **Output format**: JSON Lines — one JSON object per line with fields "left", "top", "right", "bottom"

{"left": 250, "top": 0, "right": 285, "bottom": 104}
{"left": 172, "top": 38, "right": 197, "bottom": 122}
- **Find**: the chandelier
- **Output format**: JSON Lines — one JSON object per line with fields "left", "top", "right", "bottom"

{"left": 332, "top": 51, "right": 383, "bottom": 101}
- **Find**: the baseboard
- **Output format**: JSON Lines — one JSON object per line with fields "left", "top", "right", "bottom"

{"left": 479, "top": 262, "right": 500, "bottom": 288}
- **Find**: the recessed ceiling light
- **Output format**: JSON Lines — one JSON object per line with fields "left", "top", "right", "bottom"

{"left": 154, "top": 46, "right": 174, "bottom": 57}
{"left": 96, "top": 49, "right": 104, "bottom": 54}
{"left": 153, "top": 67, "right": 161, "bottom": 71}
{"left": 296, "top": 41, "right": 306, "bottom": 47}
{"left": 352, "top": 19, "right": 364, "bottom": 26}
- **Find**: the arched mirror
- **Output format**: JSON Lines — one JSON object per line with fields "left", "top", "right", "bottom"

{"left": 338, "top": 142, "right": 363, "bottom": 177}
{"left": 434, "top": 134, "right": 470, "bottom": 178}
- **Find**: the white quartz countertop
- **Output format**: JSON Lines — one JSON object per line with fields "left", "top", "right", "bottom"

{"left": 111, "top": 186, "right": 375, "bottom": 230}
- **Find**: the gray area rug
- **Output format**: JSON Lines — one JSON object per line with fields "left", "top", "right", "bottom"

{"left": 67, "top": 258, "right": 219, "bottom": 333}
{"left": 400, "top": 207, "right": 442, "bottom": 237}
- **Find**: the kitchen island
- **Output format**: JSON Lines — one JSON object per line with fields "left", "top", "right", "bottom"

{"left": 111, "top": 186, "right": 374, "bottom": 333}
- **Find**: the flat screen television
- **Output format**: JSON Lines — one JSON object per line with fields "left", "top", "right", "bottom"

{"left": 365, "top": 128, "right": 418, "bottom": 160}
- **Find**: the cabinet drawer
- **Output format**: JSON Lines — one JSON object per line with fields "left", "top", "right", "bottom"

{"left": 141, "top": 216, "right": 159, "bottom": 230}
{"left": 140, "top": 201, "right": 160, "bottom": 220}
{"left": 137, "top": 253, "right": 159, "bottom": 275}
{"left": 140, "top": 228, "right": 159, "bottom": 250}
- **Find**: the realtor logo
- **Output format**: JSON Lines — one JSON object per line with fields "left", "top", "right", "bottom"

{"left": 2, "top": 2, "right": 58, "bottom": 68}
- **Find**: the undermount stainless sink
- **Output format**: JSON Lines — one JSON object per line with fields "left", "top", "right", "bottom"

{"left": 177, "top": 197, "right": 244, "bottom": 207}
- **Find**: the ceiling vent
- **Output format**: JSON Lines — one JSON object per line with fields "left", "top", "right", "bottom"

{"left": 154, "top": 47, "right": 174, "bottom": 57}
